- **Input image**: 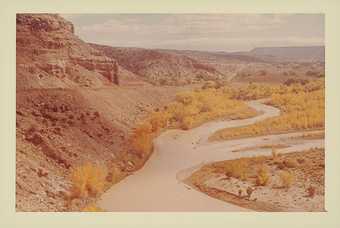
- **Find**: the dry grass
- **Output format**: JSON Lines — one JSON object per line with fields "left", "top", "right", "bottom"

{"left": 81, "top": 204, "right": 105, "bottom": 212}
{"left": 279, "top": 170, "right": 295, "bottom": 188}
{"left": 256, "top": 165, "right": 270, "bottom": 186}
{"left": 224, "top": 159, "right": 249, "bottom": 181}
{"left": 70, "top": 163, "right": 107, "bottom": 199}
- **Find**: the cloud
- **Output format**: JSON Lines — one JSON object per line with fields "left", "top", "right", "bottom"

{"left": 65, "top": 14, "right": 324, "bottom": 51}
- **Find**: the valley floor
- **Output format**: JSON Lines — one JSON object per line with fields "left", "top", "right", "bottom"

{"left": 97, "top": 100, "right": 324, "bottom": 211}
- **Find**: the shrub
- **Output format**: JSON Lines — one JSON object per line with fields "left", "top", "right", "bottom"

{"left": 256, "top": 165, "right": 270, "bottom": 186}
{"left": 130, "top": 132, "right": 153, "bottom": 156}
{"left": 181, "top": 116, "right": 194, "bottom": 130}
{"left": 238, "top": 189, "right": 242, "bottom": 197}
{"left": 134, "top": 122, "right": 152, "bottom": 136}
{"left": 149, "top": 112, "right": 168, "bottom": 132}
{"left": 225, "top": 159, "right": 248, "bottom": 180}
{"left": 210, "top": 80, "right": 325, "bottom": 141}
{"left": 246, "top": 186, "right": 254, "bottom": 199}
{"left": 283, "top": 158, "right": 298, "bottom": 168}
{"left": 130, "top": 121, "right": 154, "bottom": 156}
{"left": 279, "top": 170, "right": 295, "bottom": 188}
{"left": 165, "top": 88, "right": 257, "bottom": 130}
{"left": 81, "top": 204, "right": 104, "bottom": 212}
{"left": 176, "top": 91, "right": 194, "bottom": 105}
{"left": 307, "top": 186, "right": 316, "bottom": 198}
{"left": 70, "top": 163, "right": 107, "bottom": 198}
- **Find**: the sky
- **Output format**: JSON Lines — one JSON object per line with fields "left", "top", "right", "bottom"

{"left": 61, "top": 14, "right": 324, "bottom": 52}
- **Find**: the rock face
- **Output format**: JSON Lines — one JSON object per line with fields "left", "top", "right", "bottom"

{"left": 91, "top": 44, "right": 224, "bottom": 85}
{"left": 16, "top": 14, "right": 120, "bottom": 89}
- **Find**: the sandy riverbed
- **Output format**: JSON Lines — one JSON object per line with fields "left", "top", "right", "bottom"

{"left": 98, "top": 100, "right": 323, "bottom": 211}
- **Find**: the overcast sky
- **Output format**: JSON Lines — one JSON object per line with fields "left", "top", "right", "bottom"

{"left": 61, "top": 14, "right": 324, "bottom": 52}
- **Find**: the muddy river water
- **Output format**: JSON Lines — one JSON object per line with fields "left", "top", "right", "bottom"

{"left": 98, "top": 100, "right": 324, "bottom": 211}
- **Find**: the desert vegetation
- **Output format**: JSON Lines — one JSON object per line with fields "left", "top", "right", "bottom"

{"left": 187, "top": 148, "right": 324, "bottom": 211}
{"left": 125, "top": 86, "right": 260, "bottom": 155}
{"left": 81, "top": 204, "right": 105, "bottom": 212}
{"left": 210, "top": 79, "right": 324, "bottom": 141}
{"left": 162, "top": 87, "right": 258, "bottom": 130}
{"left": 66, "top": 162, "right": 127, "bottom": 210}
{"left": 120, "top": 86, "right": 259, "bottom": 166}
{"left": 69, "top": 163, "right": 108, "bottom": 200}
{"left": 222, "top": 78, "right": 323, "bottom": 100}
{"left": 126, "top": 79, "right": 326, "bottom": 161}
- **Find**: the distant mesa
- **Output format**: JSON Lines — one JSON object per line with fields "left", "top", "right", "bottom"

{"left": 233, "top": 46, "right": 325, "bottom": 63}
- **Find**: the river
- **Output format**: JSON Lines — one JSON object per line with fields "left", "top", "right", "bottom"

{"left": 98, "top": 100, "right": 324, "bottom": 211}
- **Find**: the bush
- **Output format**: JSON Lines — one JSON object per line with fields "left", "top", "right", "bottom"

{"left": 279, "top": 170, "right": 295, "bottom": 188}
{"left": 256, "top": 165, "right": 270, "bottom": 186}
{"left": 168, "top": 88, "right": 257, "bottom": 130}
{"left": 225, "top": 159, "right": 248, "bottom": 180}
{"left": 246, "top": 186, "right": 254, "bottom": 199}
{"left": 181, "top": 116, "right": 194, "bottom": 130}
{"left": 130, "top": 121, "right": 154, "bottom": 157}
{"left": 307, "top": 186, "right": 316, "bottom": 198}
{"left": 176, "top": 91, "right": 194, "bottom": 105}
{"left": 210, "top": 80, "right": 325, "bottom": 140}
{"left": 81, "top": 204, "right": 104, "bottom": 212}
{"left": 148, "top": 112, "right": 168, "bottom": 132}
{"left": 70, "top": 163, "right": 107, "bottom": 198}
{"left": 283, "top": 158, "right": 298, "bottom": 168}
{"left": 131, "top": 133, "right": 153, "bottom": 157}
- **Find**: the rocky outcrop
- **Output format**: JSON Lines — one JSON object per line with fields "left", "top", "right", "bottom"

{"left": 69, "top": 56, "right": 119, "bottom": 85}
{"left": 17, "top": 13, "right": 74, "bottom": 33}
{"left": 16, "top": 14, "right": 120, "bottom": 89}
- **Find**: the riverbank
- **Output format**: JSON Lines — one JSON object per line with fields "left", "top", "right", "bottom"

{"left": 97, "top": 100, "right": 323, "bottom": 211}
{"left": 186, "top": 148, "right": 324, "bottom": 212}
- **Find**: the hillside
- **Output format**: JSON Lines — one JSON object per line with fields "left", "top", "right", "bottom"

{"left": 159, "top": 48, "right": 324, "bottom": 83}
{"left": 91, "top": 45, "right": 325, "bottom": 84}
{"left": 91, "top": 44, "right": 225, "bottom": 85}
{"left": 16, "top": 14, "right": 188, "bottom": 211}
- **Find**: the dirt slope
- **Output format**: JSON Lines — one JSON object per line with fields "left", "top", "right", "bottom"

{"left": 16, "top": 14, "right": 187, "bottom": 211}
{"left": 16, "top": 86, "right": 185, "bottom": 211}
{"left": 91, "top": 44, "right": 225, "bottom": 85}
